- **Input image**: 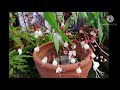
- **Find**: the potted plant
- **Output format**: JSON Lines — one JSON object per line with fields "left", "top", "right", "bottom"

{"left": 32, "top": 12, "right": 107, "bottom": 78}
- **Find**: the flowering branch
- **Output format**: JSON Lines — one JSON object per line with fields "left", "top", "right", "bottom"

{"left": 93, "top": 39, "right": 109, "bottom": 56}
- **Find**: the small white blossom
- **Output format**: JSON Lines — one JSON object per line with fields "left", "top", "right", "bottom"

{"left": 56, "top": 66, "right": 62, "bottom": 73}
{"left": 70, "top": 58, "right": 76, "bottom": 64}
{"left": 63, "top": 42, "right": 68, "bottom": 47}
{"left": 71, "top": 45, "right": 76, "bottom": 49}
{"left": 81, "top": 41, "right": 85, "bottom": 48}
{"left": 45, "top": 20, "right": 51, "bottom": 29}
{"left": 46, "top": 29, "right": 50, "bottom": 33}
{"left": 79, "top": 29, "right": 83, "bottom": 33}
{"left": 93, "top": 61, "right": 100, "bottom": 71}
{"left": 34, "top": 34, "right": 39, "bottom": 38}
{"left": 90, "top": 31, "right": 96, "bottom": 37}
{"left": 34, "top": 46, "right": 39, "bottom": 52}
{"left": 83, "top": 44, "right": 89, "bottom": 50}
{"left": 76, "top": 67, "right": 82, "bottom": 74}
{"left": 18, "top": 48, "right": 22, "bottom": 55}
{"left": 69, "top": 51, "right": 76, "bottom": 56}
{"left": 61, "top": 23, "right": 64, "bottom": 26}
{"left": 38, "top": 30, "right": 43, "bottom": 36}
{"left": 35, "top": 30, "right": 39, "bottom": 35}
{"left": 91, "top": 53, "right": 96, "bottom": 58}
{"left": 52, "top": 59, "right": 57, "bottom": 66}
{"left": 42, "top": 57, "right": 48, "bottom": 64}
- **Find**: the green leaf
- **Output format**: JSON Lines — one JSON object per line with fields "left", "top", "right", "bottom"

{"left": 98, "top": 18, "right": 103, "bottom": 44}
{"left": 72, "top": 12, "right": 77, "bottom": 25}
{"left": 101, "top": 17, "right": 109, "bottom": 32}
{"left": 45, "top": 34, "right": 52, "bottom": 42}
{"left": 43, "top": 12, "right": 73, "bottom": 45}
{"left": 79, "top": 12, "right": 88, "bottom": 19}
{"left": 20, "top": 32, "right": 30, "bottom": 42}
{"left": 53, "top": 38, "right": 59, "bottom": 54}
{"left": 92, "top": 12, "right": 99, "bottom": 20}
{"left": 14, "top": 38, "right": 23, "bottom": 46}
{"left": 9, "top": 68, "right": 14, "bottom": 76}
{"left": 64, "top": 18, "right": 70, "bottom": 31}
{"left": 87, "top": 13, "right": 95, "bottom": 27}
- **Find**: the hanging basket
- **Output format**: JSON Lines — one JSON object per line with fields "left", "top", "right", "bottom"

{"left": 33, "top": 42, "right": 92, "bottom": 78}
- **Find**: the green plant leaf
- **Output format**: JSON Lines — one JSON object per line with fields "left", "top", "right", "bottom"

{"left": 9, "top": 68, "right": 14, "bottom": 76}
{"left": 72, "top": 12, "right": 77, "bottom": 25}
{"left": 98, "top": 18, "right": 103, "bottom": 44}
{"left": 87, "top": 13, "right": 95, "bottom": 27}
{"left": 64, "top": 18, "right": 70, "bottom": 31}
{"left": 79, "top": 12, "right": 88, "bottom": 19}
{"left": 45, "top": 34, "right": 52, "bottom": 42}
{"left": 101, "top": 17, "right": 109, "bottom": 32}
{"left": 53, "top": 38, "right": 59, "bottom": 54}
{"left": 92, "top": 12, "right": 99, "bottom": 20}
{"left": 43, "top": 12, "right": 73, "bottom": 45}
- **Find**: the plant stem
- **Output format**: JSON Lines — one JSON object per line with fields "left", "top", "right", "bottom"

{"left": 93, "top": 39, "right": 109, "bottom": 56}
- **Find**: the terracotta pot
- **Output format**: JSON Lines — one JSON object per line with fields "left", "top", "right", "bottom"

{"left": 33, "top": 42, "right": 92, "bottom": 78}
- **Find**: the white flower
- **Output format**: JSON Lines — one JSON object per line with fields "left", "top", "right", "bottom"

{"left": 91, "top": 53, "right": 96, "bottom": 58}
{"left": 68, "top": 51, "right": 76, "bottom": 60}
{"left": 63, "top": 42, "right": 68, "bottom": 47}
{"left": 34, "top": 34, "right": 39, "bottom": 38}
{"left": 71, "top": 45, "right": 76, "bottom": 49}
{"left": 18, "top": 48, "right": 22, "bottom": 55}
{"left": 35, "top": 30, "right": 39, "bottom": 35}
{"left": 90, "top": 31, "right": 96, "bottom": 37}
{"left": 70, "top": 58, "right": 76, "bottom": 64}
{"left": 69, "top": 51, "right": 76, "bottom": 56}
{"left": 61, "top": 23, "right": 64, "bottom": 26}
{"left": 34, "top": 46, "right": 39, "bottom": 52}
{"left": 83, "top": 44, "right": 89, "bottom": 50}
{"left": 42, "top": 57, "right": 48, "bottom": 64}
{"left": 93, "top": 61, "right": 100, "bottom": 71}
{"left": 38, "top": 30, "right": 43, "bottom": 36}
{"left": 79, "top": 29, "right": 83, "bottom": 33}
{"left": 73, "top": 45, "right": 76, "bottom": 49}
{"left": 76, "top": 67, "right": 82, "bottom": 74}
{"left": 72, "top": 51, "right": 76, "bottom": 56}
{"left": 81, "top": 41, "right": 85, "bottom": 48}
{"left": 68, "top": 51, "right": 76, "bottom": 56}
{"left": 96, "top": 56, "right": 98, "bottom": 59}
{"left": 45, "top": 20, "right": 51, "bottom": 29}
{"left": 52, "top": 59, "right": 57, "bottom": 66}
{"left": 56, "top": 66, "right": 62, "bottom": 73}
{"left": 46, "top": 29, "right": 50, "bottom": 33}
{"left": 92, "top": 60, "right": 104, "bottom": 78}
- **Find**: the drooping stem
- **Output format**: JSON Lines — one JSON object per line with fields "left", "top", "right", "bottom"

{"left": 93, "top": 39, "right": 109, "bottom": 56}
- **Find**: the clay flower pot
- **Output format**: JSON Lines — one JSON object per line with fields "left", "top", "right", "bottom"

{"left": 33, "top": 42, "right": 92, "bottom": 78}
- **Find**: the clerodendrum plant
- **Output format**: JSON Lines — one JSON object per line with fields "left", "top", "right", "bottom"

{"left": 42, "top": 12, "right": 108, "bottom": 78}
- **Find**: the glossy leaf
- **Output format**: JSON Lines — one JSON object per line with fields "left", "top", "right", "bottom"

{"left": 43, "top": 12, "right": 73, "bottom": 45}
{"left": 101, "top": 17, "right": 109, "bottom": 32}
{"left": 72, "top": 12, "right": 77, "bottom": 25}
{"left": 53, "top": 38, "right": 59, "bottom": 54}
{"left": 79, "top": 12, "right": 88, "bottom": 19}
{"left": 98, "top": 18, "right": 103, "bottom": 44}
{"left": 92, "top": 12, "right": 99, "bottom": 20}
